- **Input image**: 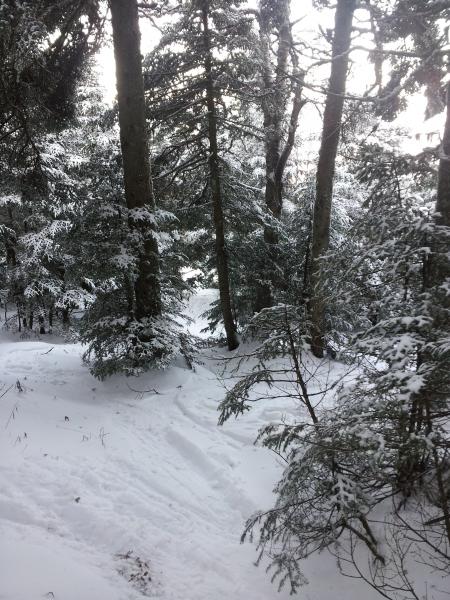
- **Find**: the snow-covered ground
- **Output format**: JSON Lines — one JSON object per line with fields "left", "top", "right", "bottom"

{"left": 0, "top": 291, "right": 385, "bottom": 600}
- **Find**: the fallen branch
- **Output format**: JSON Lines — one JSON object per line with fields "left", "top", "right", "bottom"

{"left": 0, "top": 383, "right": 13, "bottom": 400}
{"left": 41, "top": 346, "right": 55, "bottom": 355}
{"left": 126, "top": 383, "right": 162, "bottom": 395}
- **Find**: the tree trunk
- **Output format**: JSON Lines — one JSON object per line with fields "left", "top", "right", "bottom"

{"left": 200, "top": 0, "right": 239, "bottom": 351}
{"left": 401, "top": 80, "right": 450, "bottom": 536}
{"left": 254, "top": 0, "right": 304, "bottom": 311}
{"left": 309, "top": 0, "right": 356, "bottom": 358}
{"left": 38, "top": 313, "right": 45, "bottom": 334}
{"left": 17, "top": 303, "right": 21, "bottom": 332}
{"left": 110, "top": 0, "right": 161, "bottom": 321}
{"left": 436, "top": 81, "right": 450, "bottom": 229}
{"left": 259, "top": 0, "right": 291, "bottom": 222}
{"left": 62, "top": 307, "right": 70, "bottom": 328}
{"left": 5, "top": 202, "right": 16, "bottom": 267}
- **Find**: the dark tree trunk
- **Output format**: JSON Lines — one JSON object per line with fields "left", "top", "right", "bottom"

{"left": 200, "top": 0, "right": 239, "bottom": 351}
{"left": 254, "top": 0, "right": 305, "bottom": 311}
{"left": 309, "top": 0, "right": 356, "bottom": 358}
{"left": 260, "top": 0, "right": 289, "bottom": 226}
{"left": 17, "top": 303, "right": 22, "bottom": 332}
{"left": 436, "top": 82, "right": 450, "bottom": 230}
{"left": 62, "top": 307, "right": 70, "bottom": 327}
{"left": 38, "top": 313, "right": 45, "bottom": 334}
{"left": 400, "top": 81, "right": 450, "bottom": 537}
{"left": 110, "top": 0, "right": 161, "bottom": 321}
{"left": 425, "top": 82, "right": 450, "bottom": 542}
{"left": 5, "top": 202, "right": 16, "bottom": 267}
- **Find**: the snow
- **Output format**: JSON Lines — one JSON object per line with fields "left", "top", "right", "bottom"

{"left": 183, "top": 287, "right": 220, "bottom": 338}
{"left": 0, "top": 292, "right": 385, "bottom": 600}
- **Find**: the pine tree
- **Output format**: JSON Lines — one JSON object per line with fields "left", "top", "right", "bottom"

{"left": 110, "top": 0, "right": 161, "bottom": 322}
{"left": 144, "top": 0, "right": 259, "bottom": 349}
{"left": 309, "top": 0, "right": 356, "bottom": 358}
{"left": 252, "top": 0, "right": 305, "bottom": 311}
{"left": 0, "top": 1, "right": 103, "bottom": 332}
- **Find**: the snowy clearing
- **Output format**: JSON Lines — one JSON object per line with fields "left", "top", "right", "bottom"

{"left": 0, "top": 293, "right": 394, "bottom": 600}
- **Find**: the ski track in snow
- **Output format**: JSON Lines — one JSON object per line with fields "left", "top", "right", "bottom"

{"left": 0, "top": 292, "right": 382, "bottom": 600}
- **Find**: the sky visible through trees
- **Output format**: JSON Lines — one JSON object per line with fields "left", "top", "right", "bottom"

{"left": 97, "top": 1, "right": 426, "bottom": 134}
{"left": 0, "top": 0, "right": 449, "bottom": 598}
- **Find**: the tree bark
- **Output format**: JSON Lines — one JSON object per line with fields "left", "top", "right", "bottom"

{"left": 62, "top": 306, "right": 70, "bottom": 328}
{"left": 254, "top": 0, "right": 305, "bottom": 311}
{"left": 403, "top": 80, "right": 450, "bottom": 538}
{"left": 38, "top": 313, "right": 45, "bottom": 334}
{"left": 309, "top": 0, "right": 356, "bottom": 358}
{"left": 436, "top": 81, "right": 450, "bottom": 229}
{"left": 260, "top": 0, "right": 291, "bottom": 224}
{"left": 200, "top": 0, "right": 239, "bottom": 351}
{"left": 5, "top": 202, "right": 16, "bottom": 267}
{"left": 110, "top": 0, "right": 161, "bottom": 321}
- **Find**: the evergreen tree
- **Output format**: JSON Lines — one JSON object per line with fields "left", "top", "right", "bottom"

{"left": 252, "top": 0, "right": 305, "bottom": 311}
{"left": 144, "top": 0, "right": 258, "bottom": 349}
{"left": 219, "top": 109, "right": 450, "bottom": 598}
{"left": 309, "top": 0, "right": 356, "bottom": 358}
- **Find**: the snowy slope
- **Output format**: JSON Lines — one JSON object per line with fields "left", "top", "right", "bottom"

{"left": 0, "top": 294, "right": 382, "bottom": 600}
{"left": 183, "top": 287, "right": 219, "bottom": 338}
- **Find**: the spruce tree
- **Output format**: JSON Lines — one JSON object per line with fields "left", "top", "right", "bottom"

{"left": 309, "top": 0, "right": 356, "bottom": 358}
{"left": 252, "top": 0, "right": 305, "bottom": 311}
{"left": 144, "top": 0, "right": 258, "bottom": 349}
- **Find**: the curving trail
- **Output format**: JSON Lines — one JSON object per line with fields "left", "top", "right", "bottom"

{"left": 0, "top": 293, "right": 380, "bottom": 600}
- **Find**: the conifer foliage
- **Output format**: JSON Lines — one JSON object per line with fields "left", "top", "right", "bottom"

{"left": 0, "top": 1, "right": 449, "bottom": 597}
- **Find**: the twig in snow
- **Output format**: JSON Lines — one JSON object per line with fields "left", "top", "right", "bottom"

{"left": 41, "top": 346, "right": 54, "bottom": 355}
{"left": 0, "top": 383, "right": 13, "bottom": 400}
{"left": 98, "top": 426, "right": 109, "bottom": 447}
{"left": 5, "top": 403, "right": 18, "bottom": 429}
{"left": 126, "top": 383, "right": 162, "bottom": 396}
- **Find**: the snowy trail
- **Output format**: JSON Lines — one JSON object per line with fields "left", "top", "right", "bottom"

{"left": 0, "top": 337, "right": 290, "bottom": 600}
{"left": 0, "top": 295, "right": 381, "bottom": 600}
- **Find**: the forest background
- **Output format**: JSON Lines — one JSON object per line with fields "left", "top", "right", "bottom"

{"left": 0, "top": 0, "right": 449, "bottom": 598}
